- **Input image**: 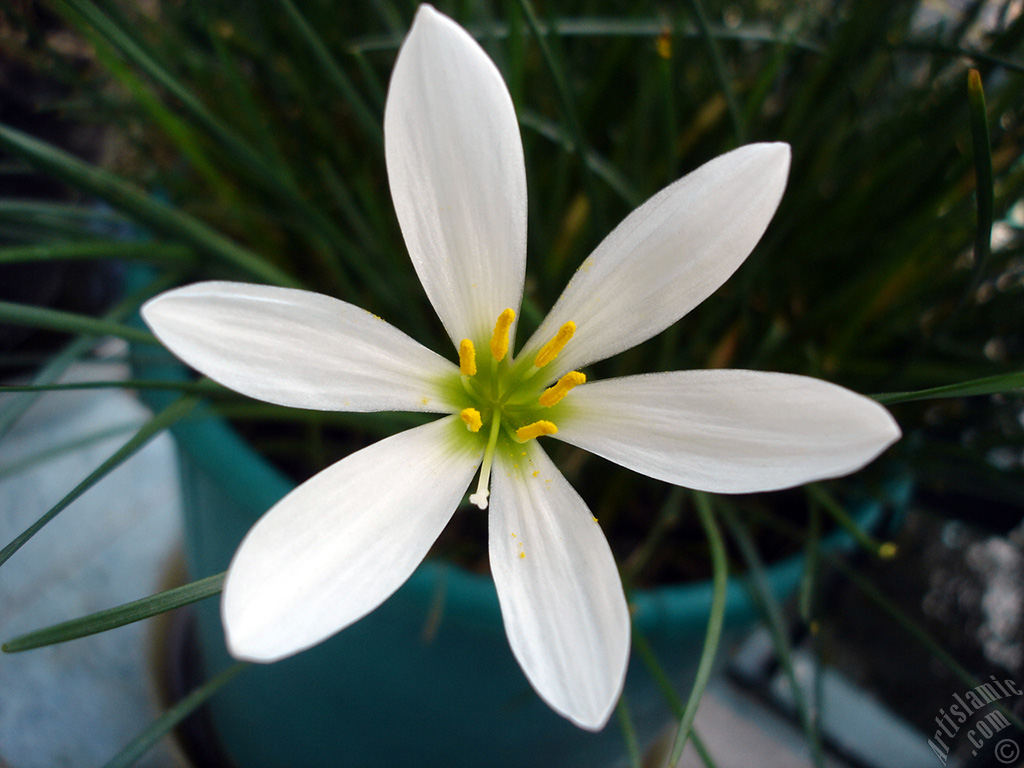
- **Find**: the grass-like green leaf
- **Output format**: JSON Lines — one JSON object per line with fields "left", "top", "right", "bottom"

{"left": 0, "top": 301, "right": 157, "bottom": 345}
{"left": 629, "top": 625, "right": 720, "bottom": 768}
{"left": 965, "top": 68, "right": 995, "bottom": 297}
{"left": 614, "top": 695, "right": 643, "bottom": 768}
{"left": 666, "top": 491, "right": 728, "bottom": 766}
{"left": 0, "top": 240, "right": 195, "bottom": 266}
{"left": 0, "top": 273, "right": 178, "bottom": 440}
{"left": 0, "top": 379, "right": 224, "bottom": 395}
{"left": 518, "top": 110, "right": 642, "bottom": 206}
{"left": 0, "top": 200, "right": 130, "bottom": 225}
{"left": 0, "top": 393, "right": 202, "bottom": 568}
{"left": 0, "top": 421, "right": 139, "bottom": 479}
{"left": 101, "top": 661, "right": 247, "bottom": 768}
{"left": 720, "top": 503, "right": 826, "bottom": 767}
{"left": 806, "top": 484, "right": 895, "bottom": 560}
{"left": 0, "top": 122, "right": 298, "bottom": 288}
{"left": 3, "top": 572, "right": 225, "bottom": 652}
{"left": 798, "top": 504, "right": 822, "bottom": 625}
{"left": 515, "top": 0, "right": 603, "bottom": 228}
{"left": 684, "top": 0, "right": 745, "bottom": 146}
{"left": 275, "top": 0, "right": 382, "bottom": 144}
{"left": 746, "top": 501, "right": 1024, "bottom": 736}
{"left": 872, "top": 370, "right": 1024, "bottom": 404}
{"left": 827, "top": 555, "right": 1024, "bottom": 734}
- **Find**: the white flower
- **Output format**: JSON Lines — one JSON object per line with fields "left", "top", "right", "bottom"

{"left": 141, "top": 4, "right": 900, "bottom": 731}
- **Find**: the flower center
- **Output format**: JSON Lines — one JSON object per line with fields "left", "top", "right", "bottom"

{"left": 455, "top": 309, "right": 585, "bottom": 509}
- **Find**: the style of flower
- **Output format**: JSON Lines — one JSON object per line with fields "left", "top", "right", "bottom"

{"left": 141, "top": 4, "right": 901, "bottom": 731}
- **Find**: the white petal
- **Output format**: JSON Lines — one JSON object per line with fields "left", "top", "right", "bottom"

{"left": 142, "top": 281, "right": 459, "bottom": 413}
{"left": 222, "top": 416, "right": 482, "bottom": 662}
{"left": 384, "top": 5, "right": 527, "bottom": 348}
{"left": 489, "top": 441, "right": 630, "bottom": 730}
{"left": 519, "top": 144, "right": 790, "bottom": 375}
{"left": 556, "top": 370, "right": 901, "bottom": 493}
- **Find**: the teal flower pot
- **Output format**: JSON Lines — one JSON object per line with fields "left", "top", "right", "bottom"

{"left": 134, "top": 342, "right": 903, "bottom": 767}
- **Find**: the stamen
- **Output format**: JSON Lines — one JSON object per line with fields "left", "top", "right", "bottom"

{"left": 538, "top": 371, "right": 586, "bottom": 407}
{"left": 458, "top": 339, "right": 477, "bottom": 376}
{"left": 469, "top": 412, "right": 502, "bottom": 509}
{"left": 533, "top": 321, "right": 575, "bottom": 368}
{"left": 515, "top": 420, "right": 558, "bottom": 442}
{"left": 460, "top": 407, "right": 483, "bottom": 433}
{"left": 490, "top": 308, "right": 516, "bottom": 362}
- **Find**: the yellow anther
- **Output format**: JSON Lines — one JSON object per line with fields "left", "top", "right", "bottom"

{"left": 534, "top": 321, "right": 575, "bottom": 368}
{"left": 459, "top": 339, "right": 477, "bottom": 376}
{"left": 490, "top": 308, "right": 516, "bottom": 362}
{"left": 538, "top": 371, "right": 586, "bottom": 407}
{"left": 515, "top": 420, "right": 558, "bottom": 442}
{"left": 460, "top": 408, "right": 483, "bottom": 433}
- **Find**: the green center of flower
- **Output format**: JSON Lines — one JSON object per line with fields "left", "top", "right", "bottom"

{"left": 454, "top": 308, "right": 584, "bottom": 509}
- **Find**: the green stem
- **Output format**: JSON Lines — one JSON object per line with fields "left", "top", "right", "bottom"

{"left": 4, "top": 573, "right": 225, "bottom": 652}
{"left": 101, "top": 662, "right": 247, "bottom": 768}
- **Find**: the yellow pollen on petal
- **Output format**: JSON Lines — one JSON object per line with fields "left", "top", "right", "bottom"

{"left": 459, "top": 339, "right": 477, "bottom": 376}
{"left": 538, "top": 371, "right": 586, "bottom": 407}
{"left": 490, "top": 308, "right": 516, "bottom": 362}
{"left": 534, "top": 321, "right": 575, "bottom": 368}
{"left": 460, "top": 408, "right": 483, "bottom": 432}
{"left": 515, "top": 420, "right": 558, "bottom": 442}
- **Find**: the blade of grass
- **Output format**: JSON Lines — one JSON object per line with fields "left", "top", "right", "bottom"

{"left": 0, "top": 421, "right": 141, "bottom": 479}
{"left": 0, "top": 301, "right": 157, "bottom": 345}
{"left": 0, "top": 379, "right": 223, "bottom": 395}
{"left": 964, "top": 68, "right": 995, "bottom": 301}
{"left": 827, "top": 553, "right": 1024, "bottom": 734}
{"left": 518, "top": 110, "right": 642, "bottom": 206}
{"left": 872, "top": 370, "right": 1024, "bottom": 404}
{"left": 799, "top": 504, "right": 822, "bottom": 625}
{"left": 0, "top": 122, "right": 299, "bottom": 288}
{"left": 0, "top": 200, "right": 130, "bottom": 225}
{"left": 630, "top": 625, "right": 720, "bottom": 768}
{"left": 52, "top": 0, "right": 366, "bottom": 283}
{"left": 52, "top": 0, "right": 298, "bottom": 194}
{"left": 666, "top": 492, "right": 728, "bottom": 767}
{"left": 719, "top": 502, "right": 825, "bottom": 767}
{"left": 0, "top": 240, "right": 195, "bottom": 266}
{"left": 690, "top": 731, "right": 719, "bottom": 768}
{"left": 0, "top": 393, "right": 201, "bottom": 567}
{"left": 275, "top": 0, "right": 382, "bottom": 144}
{"left": 745, "top": 498, "right": 1024, "bottom": 738}
{"left": 101, "top": 661, "right": 247, "bottom": 768}
{"left": 615, "top": 695, "right": 643, "bottom": 768}
{"left": 806, "top": 484, "right": 896, "bottom": 560}
{"left": 0, "top": 272, "right": 178, "bottom": 440}
{"left": 3, "top": 572, "right": 225, "bottom": 652}
{"left": 81, "top": 28, "right": 241, "bottom": 205}
{"left": 683, "top": 0, "right": 745, "bottom": 146}
{"left": 350, "top": 18, "right": 824, "bottom": 54}
{"left": 515, "top": 0, "right": 604, "bottom": 232}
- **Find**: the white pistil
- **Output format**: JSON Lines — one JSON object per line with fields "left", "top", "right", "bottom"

{"left": 469, "top": 410, "right": 502, "bottom": 509}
